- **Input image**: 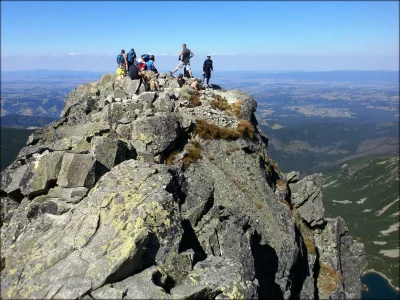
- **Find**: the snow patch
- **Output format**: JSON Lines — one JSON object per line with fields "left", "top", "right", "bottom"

{"left": 380, "top": 223, "right": 399, "bottom": 236}
{"left": 379, "top": 249, "right": 400, "bottom": 258}
{"left": 356, "top": 197, "right": 367, "bottom": 204}
{"left": 376, "top": 198, "right": 399, "bottom": 216}
{"left": 363, "top": 209, "right": 372, "bottom": 212}
{"left": 373, "top": 241, "right": 387, "bottom": 245}
{"left": 323, "top": 180, "right": 338, "bottom": 188}
{"left": 332, "top": 200, "right": 352, "bottom": 204}
{"left": 341, "top": 164, "right": 348, "bottom": 169}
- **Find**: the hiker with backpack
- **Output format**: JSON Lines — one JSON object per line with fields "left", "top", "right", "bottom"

{"left": 126, "top": 48, "right": 137, "bottom": 68}
{"left": 170, "top": 44, "right": 194, "bottom": 78}
{"left": 146, "top": 55, "right": 156, "bottom": 71}
{"left": 117, "top": 49, "right": 128, "bottom": 70}
{"left": 203, "top": 55, "right": 213, "bottom": 87}
{"left": 137, "top": 55, "right": 148, "bottom": 72}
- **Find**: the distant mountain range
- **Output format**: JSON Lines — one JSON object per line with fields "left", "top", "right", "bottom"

{"left": 1, "top": 114, "right": 57, "bottom": 128}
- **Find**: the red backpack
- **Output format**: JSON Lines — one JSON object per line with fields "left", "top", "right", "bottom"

{"left": 138, "top": 62, "right": 147, "bottom": 71}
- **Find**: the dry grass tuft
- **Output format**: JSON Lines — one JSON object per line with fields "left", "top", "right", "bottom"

{"left": 232, "top": 178, "right": 245, "bottom": 191}
{"left": 231, "top": 101, "right": 243, "bottom": 118}
{"left": 282, "top": 199, "right": 292, "bottom": 209}
{"left": 210, "top": 97, "right": 230, "bottom": 111}
{"left": 182, "top": 141, "right": 202, "bottom": 167}
{"left": 194, "top": 119, "right": 255, "bottom": 140}
{"left": 276, "top": 179, "right": 286, "bottom": 187}
{"left": 189, "top": 94, "right": 202, "bottom": 107}
{"left": 210, "top": 95, "right": 243, "bottom": 118}
{"left": 166, "top": 149, "right": 180, "bottom": 166}
{"left": 255, "top": 201, "right": 263, "bottom": 209}
{"left": 236, "top": 120, "right": 255, "bottom": 139}
{"left": 303, "top": 236, "right": 316, "bottom": 254}
{"left": 317, "top": 263, "right": 343, "bottom": 294}
{"left": 225, "top": 147, "right": 241, "bottom": 155}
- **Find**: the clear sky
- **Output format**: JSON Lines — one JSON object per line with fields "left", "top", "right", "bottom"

{"left": 1, "top": 1, "right": 399, "bottom": 72}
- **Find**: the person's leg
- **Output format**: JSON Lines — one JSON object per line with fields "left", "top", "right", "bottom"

{"left": 186, "top": 64, "right": 193, "bottom": 78}
{"left": 170, "top": 62, "right": 183, "bottom": 75}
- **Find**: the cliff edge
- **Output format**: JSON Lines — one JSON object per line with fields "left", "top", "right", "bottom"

{"left": 0, "top": 73, "right": 366, "bottom": 299}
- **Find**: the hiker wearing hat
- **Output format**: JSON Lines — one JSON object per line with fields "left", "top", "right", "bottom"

{"left": 170, "top": 44, "right": 194, "bottom": 78}
{"left": 203, "top": 55, "right": 213, "bottom": 87}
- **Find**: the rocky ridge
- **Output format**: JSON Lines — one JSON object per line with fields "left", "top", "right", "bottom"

{"left": 0, "top": 73, "right": 366, "bottom": 299}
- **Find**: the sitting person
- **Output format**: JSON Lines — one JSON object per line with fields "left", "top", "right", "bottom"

{"left": 146, "top": 55, "right": 156, "bottom": 71}
{"left": 190, "top": 78, "right": 204, "bottom": 95}
{"left": 116, "top": 64, "right": 126, "bottom": 79}
{"left": 137, "top": 55, "right": 148, "bottom": 72}
{"left": 177, "top": 73, "right": 185, "bottom": 87}
{"left": 128, "top": 62, "right": 142, "bottom": 80}
{"left": 141, "top": 70, "right": 159, "bottom": 92}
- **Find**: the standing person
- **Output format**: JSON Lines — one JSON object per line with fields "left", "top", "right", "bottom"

{"left": 117, "top": 49, "right": 128, "bottom": 70}
{"left": 126, "top": 48, "right": 137, "bottom": 68}
{"left": 203, "top": 55, "right": 213, "bottom": 87}
{"left": 169, "top": 44, "right": 194, "bottom": 78}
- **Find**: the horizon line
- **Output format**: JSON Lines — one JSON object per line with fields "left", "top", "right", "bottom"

{"left": 2, "top": 69, "right": 399, "bottom": 73}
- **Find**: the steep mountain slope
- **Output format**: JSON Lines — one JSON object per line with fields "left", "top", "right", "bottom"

{"left": 0, "top": 73, "right": 365, "bottom": 299}
{"left": 261, "top": 122, "right": 399, "bottom": 175}
{"left": 323, "top": 156, "right": 400, "bottom": 289}
{"left": 1, "top": 127, "right": 34, "bottom": 171}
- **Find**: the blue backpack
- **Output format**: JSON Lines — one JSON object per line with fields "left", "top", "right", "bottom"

{"left": 117, "top": 54, "right": 124, "bottom": 65}
{"left": 127, "top": 49, "right": 136, "bottom": 63}
{"left": 142, "top": 54, "right": 150, "bottom": 62}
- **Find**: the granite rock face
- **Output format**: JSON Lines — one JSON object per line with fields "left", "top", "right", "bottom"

{"left": 0, "top": 73, "right": 365, "bottom": 299}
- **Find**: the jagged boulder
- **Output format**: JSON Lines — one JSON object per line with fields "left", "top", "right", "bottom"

{"left": 56, "top": 153, "right": 95, "bottom": 188}
{"left": 0, "top": 160, "right": 183, "bottom": 299}
{"left": 131, "top": 113, "right": 180, "bottom": 159}
{"left": 289, "top": 173, "right": 325, "bottom": 227}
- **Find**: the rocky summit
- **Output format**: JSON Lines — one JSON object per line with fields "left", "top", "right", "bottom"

{"left": 0, "top": 73, "right": 366, "bottom": 299}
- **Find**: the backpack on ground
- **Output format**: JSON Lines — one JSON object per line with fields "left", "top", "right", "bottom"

{"left": 127, "top": 49, "right": 136, "bottom": 63}
{"left": 117, "top": 54, "right": 124, "bottom": 65}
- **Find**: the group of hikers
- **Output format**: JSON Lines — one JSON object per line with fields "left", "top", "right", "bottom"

{"left": 115, "top": 44, "right": 214, "bottom": 92}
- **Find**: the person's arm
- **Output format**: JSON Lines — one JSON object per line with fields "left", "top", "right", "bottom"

{"left": 211, "top": 60, "right": 213, "bottom": 72}
{"left": 190, "top": 50, "right": 194, "bottom": 58}
{"left": 179, "top": 50, "right": 184, "bottom": 60}
{"left": 124, "top": 54, "right": 128, "bottom": 66}
{"left": 203, "top": 60, "right": 206, "bottom": 74}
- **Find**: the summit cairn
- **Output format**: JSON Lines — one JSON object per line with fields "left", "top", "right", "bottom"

{"left": 0, "top": 73, "right": 366, "bottom": 299}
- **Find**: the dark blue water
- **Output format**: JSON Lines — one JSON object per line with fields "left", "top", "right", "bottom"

{"left": 362, "top": 273, "right": 400, "bottom": 299}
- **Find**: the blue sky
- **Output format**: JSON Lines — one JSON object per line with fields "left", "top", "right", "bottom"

{"left": 1, "top": 1, "right": 399, "bottom": 71}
